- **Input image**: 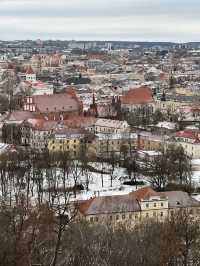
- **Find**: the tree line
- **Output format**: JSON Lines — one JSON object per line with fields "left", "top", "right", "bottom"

{"left": 0, "top": 206, "right": 199, "bottom": 266}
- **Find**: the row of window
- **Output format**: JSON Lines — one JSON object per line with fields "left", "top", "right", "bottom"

{"left": 52, "top": 139, "right": 77, "bottom": 144}
{"left": 90, "top": 213, "right": 138, "bottom": 223}
{"left": 146, "top": 212, "right": 164, "bottom": 218}
{"left": 89, "top": 209, "right": 197, "bottom": 223}
{"left": 51, "top": 146, "right": 77, "bottom": 153}
{"left": 100, "top": 141, "right": 135, "bottom": 146}
{"left": 95, "top": 128, "right": 121, "bottom": 133}
{"left": 146, "top": 202, "right": 164, "bottom": 208}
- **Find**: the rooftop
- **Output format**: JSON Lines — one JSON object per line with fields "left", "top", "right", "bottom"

{"left": 121, "top": 86, "right": 153, "bottom": 105}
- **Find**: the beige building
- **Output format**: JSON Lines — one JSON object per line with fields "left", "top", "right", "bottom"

{"left": 88, "top": 119, "right": 130, "bottom": 135}
{"left": 78, "top": 187, "right": 200, "bottom": 227}
{"left": 155, "top": 98, "right": 189, "bottom": 113}
{"left": 174, "top": 130, "right": 200, "bottom": 159}
{"left": 95, "top": 132, "right": 137, "bottom": 158}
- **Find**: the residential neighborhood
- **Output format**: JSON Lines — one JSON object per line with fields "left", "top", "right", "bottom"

{"left": 1, "top": 39, "right": 200, "bottom": 265}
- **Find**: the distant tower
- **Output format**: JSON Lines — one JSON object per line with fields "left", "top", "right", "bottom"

{"left": 89, "top": 93, "right": 98, "bottom": 117}
{"left": 161, "top": 91, "right": 166, "bottom": 102}
{"left": 116, "top": 97, "right": 122, "bottom": 119}
{"left": 25, "top": 66, "right": 36, "bottom": 82}
{"left": 36, "top": 39, "right": 43, "bottom": 48}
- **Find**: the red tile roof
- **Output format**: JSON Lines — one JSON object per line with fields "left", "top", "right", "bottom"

{"left": 25, "top": 119, "right": 58, "bottom": 131}
{"left": 78, "top": 195, "right": 140, "bottom": 215}
{"left": 191, "top": 106, "right": 200, "bottom": 113}
{"left": 62, "top": 116, "right": 96, "bottom": 128}
{"left": 175, "top": 130, "right": 200, "bottom": 142}
{"left": 78, "top": 198, "right": 95, "bottom": 215}
{"left": 121, "top": 86, "right": 153, "bottom": 105}
{"left": 6, "top": 111, "right": 35, "bottom": 122}
{"left": 129, "top": 187, "right": 158, "bottom": 201}
{"left": 32, "top": 90, "right": 83, "bottom": 114}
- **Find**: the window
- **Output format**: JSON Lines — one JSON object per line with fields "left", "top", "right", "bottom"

{"left": 160, "top": 212, "right": 163, "bottom": 217}
{"left": 146, "top": 203, "right": 149, "bottom": 208}
{"left": 153, "top": 212, "right": 156, "bottom": 217}
{"left": 95, "top": 217, "right": 98, "bottom": 222}
{"left": 122, "top": 214, "right": 125, "bottom": 220}
{"left": 146, "top": 213, "right": 149, "bottom": 218}
{"left": 129, "top": 214, "right": 132, "bottom": 219}
{"left": 135, "top": 214, "right": 138, "bottom": 219}
{"left": 161, "top": 202, "right": 164, "bottom": 207}
{"left": 74, "top": 140, "right": 76, "bottom": 143}
{"left": 110, "top": 215, "right": 112, "bottom": 221}
{"left": 116, "top": 215, "right": 119, "bottom": 220}
{"left": 90, "top": 217, "right": 93, "bottom": 222}
{"left": 154, "top": 203, "right": 157, "bottom": 208}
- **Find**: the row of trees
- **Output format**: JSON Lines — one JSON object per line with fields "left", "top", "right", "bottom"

{"left": 144, "top": 145, "right": 192, "bottom": 191}
{"left": 0, "top": 142, "right": 193, "bottom": 209}
{"left": 120, "top": 144, "right": 192, "bottom": 191}
{"left": 0, "top": 206, "right": 199, "bottom": 266}
{"left": 0, "top": 149, "right": 93, "bottom": 208}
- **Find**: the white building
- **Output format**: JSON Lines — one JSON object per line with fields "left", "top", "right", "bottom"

{"left": 88, "top": 119, "right": 130, "bottom": 134}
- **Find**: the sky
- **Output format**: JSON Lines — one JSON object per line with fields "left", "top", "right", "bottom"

{"left": 0, "top": 0, "right": 200, "bottom": 42}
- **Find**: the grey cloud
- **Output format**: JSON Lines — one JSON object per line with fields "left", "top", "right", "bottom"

{"left": 0, "top": 0, "right": 200, "bottom": 41}
{"left": 0, "top": 0, "right": 200, "bottom": 18}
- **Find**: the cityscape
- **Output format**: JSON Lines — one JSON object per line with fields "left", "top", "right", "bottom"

{"left": 1, "top": 0, "right": 200, "bottom": 265}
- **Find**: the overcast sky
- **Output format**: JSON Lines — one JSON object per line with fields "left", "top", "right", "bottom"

{"left": 0, "top": 0, "right": 200, "bottom": 42}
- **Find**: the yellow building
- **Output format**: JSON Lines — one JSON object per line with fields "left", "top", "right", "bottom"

{"left": 77, "top": 187, "right": 200, "bottom": 228}
{"left": 48, "top": 128, "right": 96, "bottom": 159}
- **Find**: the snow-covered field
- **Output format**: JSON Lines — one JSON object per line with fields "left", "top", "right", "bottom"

{"left": 0, "top": 160, "right": 149, "bottom": 206}
{"left": 3, "top": 158, "right": 199, "bottom": 207}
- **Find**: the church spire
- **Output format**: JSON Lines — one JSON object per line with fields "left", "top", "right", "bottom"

{"left": 92, "top": 93, "right": 96, "bottom": 105}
